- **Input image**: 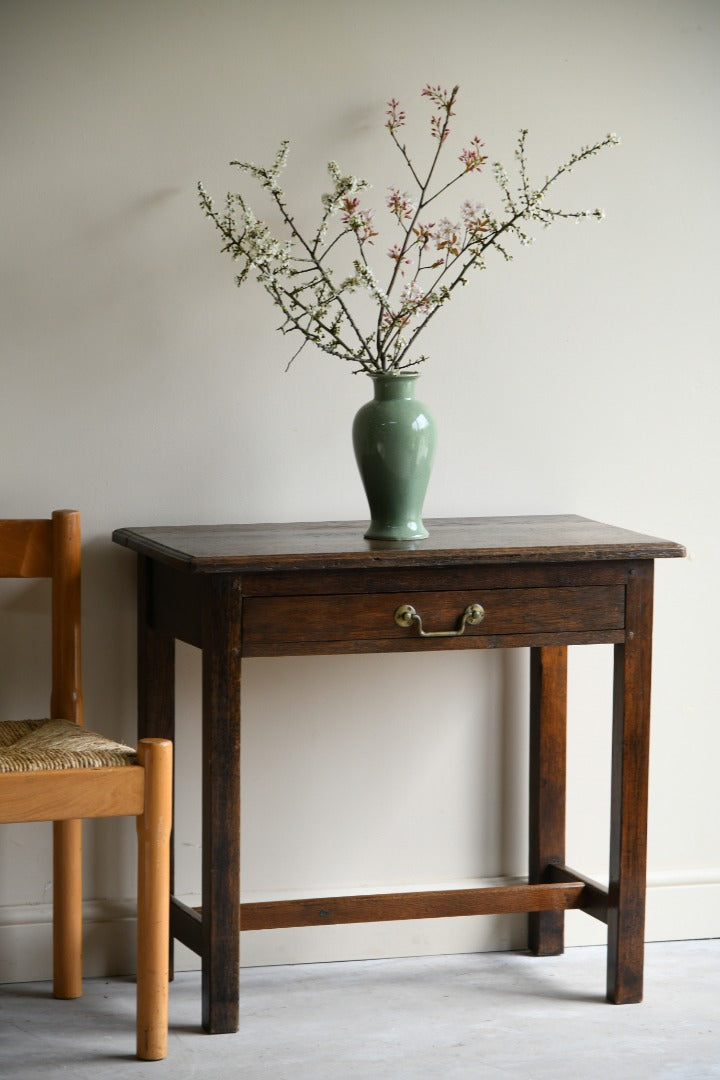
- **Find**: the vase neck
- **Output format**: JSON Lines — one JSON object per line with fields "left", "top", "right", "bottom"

{"left": 370, "top": 373, "right": 418, "bottom": 401}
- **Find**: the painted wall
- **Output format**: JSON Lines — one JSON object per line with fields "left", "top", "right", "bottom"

{"left": 1, "top": 0, "right": 717, "bottom": 980}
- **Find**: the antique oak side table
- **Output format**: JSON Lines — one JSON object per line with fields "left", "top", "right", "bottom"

{"left": 112, "top": 515, "right": 684, "bottom": 1034}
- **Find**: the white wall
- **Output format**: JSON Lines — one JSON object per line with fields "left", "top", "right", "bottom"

{"left": 1, "top": 0, "right": 718, "bottom": 980}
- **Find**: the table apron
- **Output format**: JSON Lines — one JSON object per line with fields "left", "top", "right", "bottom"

{"left": 143, "top": 559, "right": 631, "bottom": 656}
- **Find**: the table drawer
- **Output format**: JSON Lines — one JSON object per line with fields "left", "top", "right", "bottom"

{"left": 242, "top": 585, "right": 625, "bottom": 650}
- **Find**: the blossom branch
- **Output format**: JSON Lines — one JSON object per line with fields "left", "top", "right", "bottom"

{"left": 198, "top": 85, "right": 618, "bottom": 375}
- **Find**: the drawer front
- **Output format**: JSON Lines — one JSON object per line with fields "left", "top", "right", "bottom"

{"left": 242, "top": 585, "right": 625, "bottom": 649}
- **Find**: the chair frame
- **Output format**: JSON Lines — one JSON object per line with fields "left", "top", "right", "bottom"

{"left": 0, "top": 510, "right": 171, "bottom": 1061}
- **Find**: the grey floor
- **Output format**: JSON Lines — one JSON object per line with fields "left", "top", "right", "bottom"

{"left": 1, "top": 940, "right": 718, "bottom": 1079}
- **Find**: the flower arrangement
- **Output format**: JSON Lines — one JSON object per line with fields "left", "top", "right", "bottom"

{"left": 198, "top": 84, "right": 618, "bottom": 376}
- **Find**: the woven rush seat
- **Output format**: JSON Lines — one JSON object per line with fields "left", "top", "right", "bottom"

{"left": 0, "top": 719, "right": 136, "bottom": 773}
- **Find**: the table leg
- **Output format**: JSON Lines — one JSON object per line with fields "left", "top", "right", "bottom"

{"left": 201, "top": 576, "right": 242, "bottom": 1034}
{"left": 137, "top": 555, "right": 176, "bottom": 975}
{"left": 528, "top": 645, "right": 568, "bottom": 956}
{"left": 607, "top": 562, "right": 654, "bottom": 1004}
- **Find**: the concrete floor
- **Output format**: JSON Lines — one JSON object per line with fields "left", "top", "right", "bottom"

{"left": 1, "top": 940, "right": 718, "bottom": 1079}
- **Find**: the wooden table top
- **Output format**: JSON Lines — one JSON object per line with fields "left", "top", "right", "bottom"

{"left": 112, "top": 516, "right": 685, "bottom": 574}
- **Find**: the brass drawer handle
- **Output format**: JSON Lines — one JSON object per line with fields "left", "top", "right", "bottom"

{"left": 393, "top": 603, "right": 485, "bottom": 638}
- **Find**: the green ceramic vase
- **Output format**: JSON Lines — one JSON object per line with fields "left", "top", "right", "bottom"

{"left": 352, "top": 372, "right": 436, "bottom": 541}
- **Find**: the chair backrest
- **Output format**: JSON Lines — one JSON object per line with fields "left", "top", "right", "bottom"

{"left": 0, "top": 510, "right": 83, "bottom": 726}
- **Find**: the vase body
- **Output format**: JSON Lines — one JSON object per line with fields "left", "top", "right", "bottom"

{"left": 352, "top": 373, "right": 436, "bottom": 541}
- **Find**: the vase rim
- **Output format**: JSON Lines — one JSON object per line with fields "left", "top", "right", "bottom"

{"left": 367, "top": 370, "right": 419, "bottom": 379}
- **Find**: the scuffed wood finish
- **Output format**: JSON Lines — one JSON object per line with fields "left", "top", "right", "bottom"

{"left": 116, "top": 515, "right": 685, "bottom": 1033}
{"left": 240, "top": 882, "right": 586, "bottom": 931}
{"left": 607, "top": 561, "right": 655, "bottom": 1004}
{"left": 244, "top": 629, "right": 627, "bottom": 658}
{"left": 137, "top": 556, "right": 177, "bottom": 746}
{"left": 171, "top": 897, "right": 203, "bottom": 956}
{"left": 201, "top": 576, "right": 242, "bottom": 1035}
{"left": 529, "top": 646, "right": 568, "bottom": 956}
{"left": 238, "top": 559, "right": 630, "bottom": 598}
{"left": 137, "top": 555, "right": 177, "bottom": 978}
{"left": 112, "top": 515, "right": 685, "bottom": 574}
{"left": 243, "top": 586, "right": 625, "bottom": 650}
{"left": 550, "top": 864, "right": 609, "bottom": 923}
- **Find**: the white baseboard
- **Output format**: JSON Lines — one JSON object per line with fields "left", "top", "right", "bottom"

{"left": 1, "top": 871, "right": 718, "bottom": 984}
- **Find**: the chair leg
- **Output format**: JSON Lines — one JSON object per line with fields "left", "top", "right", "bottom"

{"left": 136, "top": 738, "right": 173, "bottom": 1061}
{"left": 53, "top": 818, "right": 82, "bottom": 999}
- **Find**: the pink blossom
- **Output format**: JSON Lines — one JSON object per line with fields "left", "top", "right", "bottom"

{"left": 400, "top": 280, "right": 431, "bottom": 314}
{"left": 341, "top": 197, "right": 378, "bottom": 245}
{"left": 387, "top": 188, "right": 415, "bottom": 221}
{"left": 354, "top": 208, "right": 378, "bottom": 245}
{"left": 386, "top": 98, "right": 406, "bottom": 134}
{"left": 412, "top": 221, "right": 436, "bottom": 247}
{"left": 382, "top": 306, "right": 411, "bottom": 330}
{"left": 459, "top": 136, "right": 487, "bottom": 173}
{"left": 388, "top": 244, "right": 411, "bottom": 265}
{"left": 460, "top": 200, "right": 490, "bottom": 237}
{"left": 421, "top": 84, "right": 454, "bottom": 110}
{"left": 429, "top": 113, "right": 450, "bottom": 143}
{"left": 435, "top": 218, "right": 461, "bottom": 256}
{"left": 422, "top": 84, "right": 457, "bottom": 142}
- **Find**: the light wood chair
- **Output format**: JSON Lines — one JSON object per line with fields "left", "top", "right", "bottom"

{"left": 0, "top": 510, "right": 172, "bottom": 1061}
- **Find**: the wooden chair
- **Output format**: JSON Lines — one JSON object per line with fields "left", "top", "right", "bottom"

{"left": 0, "top": 510, "right": 172, "bottom": 1061}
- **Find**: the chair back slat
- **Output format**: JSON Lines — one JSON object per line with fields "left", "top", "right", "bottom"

{"left": 0, "top": 519, "right": 53, "bottom": 577}
{"left": 0, "top": 511, "right": 83, "bottom": 726}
